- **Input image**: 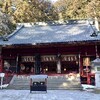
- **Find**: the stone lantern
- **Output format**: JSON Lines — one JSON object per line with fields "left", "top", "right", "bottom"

{"left": 92, "top": 57, "right": 100, "bottom": 88}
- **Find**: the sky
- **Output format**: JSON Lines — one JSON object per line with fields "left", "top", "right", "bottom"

{"left": 50, "top": 0, "right": 58, "bottom": 3}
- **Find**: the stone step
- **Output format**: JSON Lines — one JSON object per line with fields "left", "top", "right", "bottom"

{"left": 7, "top": 85, "right": 30, "bottom": 90}
{"left": 7, "top": 75, "right": 82, "bottom": 90}
{"left": 12, "top": 82, "right": 80, "bottom": 86}
{"left": 12, "top": 78, "right": 80, "bottom": 81}
{"left": 7, "top": 84, "right": 81, "bottom": 89}
{"left": 7, "top": 85, "right": 82, "bottom": 90}
{"left": 47, "top": 87, "right": 82, "bottom": 90}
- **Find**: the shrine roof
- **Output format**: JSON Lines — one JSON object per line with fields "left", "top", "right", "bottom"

{"left": 0, "top": 20, "right": 99, "bottom": 45}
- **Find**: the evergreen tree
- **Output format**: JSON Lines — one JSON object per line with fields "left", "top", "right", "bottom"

{"left": 1, "top": 0, "right": 58, "bottom": 23}
{"left": 0, "top": 10, "right": 14, "bottom": 35}
{"left": 54, "top": 0, "right": 100, "bottom": 20}
{"left": 85, "top": 0, "right": 100, "bottom": 19}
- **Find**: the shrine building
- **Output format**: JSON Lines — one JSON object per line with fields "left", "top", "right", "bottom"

{"left": 0, "top": 20, "right": 100, "bottom": 85}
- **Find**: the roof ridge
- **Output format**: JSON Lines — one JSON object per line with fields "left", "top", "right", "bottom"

{"left": 7, "top": 25, "right": 24, "bottom": 39}
{"left": 17, "top": 20, "right": 88, "bottom": 27}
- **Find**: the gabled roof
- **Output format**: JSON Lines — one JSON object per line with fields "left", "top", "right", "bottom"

{"left": 0, "top": 20, "right": 99, "bottom": 45}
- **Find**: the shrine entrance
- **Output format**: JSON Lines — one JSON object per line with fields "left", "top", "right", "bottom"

{"left": 3, "top": 55, "right": 79, "bottom": 75}
{"left": 18, "top": 55, "right": 79, "bottom": 75}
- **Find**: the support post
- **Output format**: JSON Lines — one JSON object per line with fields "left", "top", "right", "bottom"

{"left": 95, "top": 45, "right": 98, "bottom": 58}
{"left": 16, "top": 55, "right": 19, "bottom": 74}
{"left": 0, "top": 46, "right": 2, "bottom": 72}
{"left": 78, "top": 53, "right": 81, "bottom": 74}
{"left": 34, "top": 54, "right": 41, "bottom": 74}
{"left": 56, "top": 54, "right": 61, "bottom": 74}
{"left": 57, "top": 59, "right": 61, "bottom": 73}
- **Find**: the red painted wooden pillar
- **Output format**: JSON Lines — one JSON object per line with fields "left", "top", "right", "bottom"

{"left": 87, "top": 73, "right": 91, "bottom": 84}
{"left": 0, "top": 55, "right": 3, "bottom": 72}
{"left": 0, "top": 46, "right": 3, "bottom": 72}
{"left": 79, "top": 54, "right": 82, "bottom": 76}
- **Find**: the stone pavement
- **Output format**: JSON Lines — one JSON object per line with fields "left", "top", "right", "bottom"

{"left": 0, "top": 90, "right": 100, "bottom": 100}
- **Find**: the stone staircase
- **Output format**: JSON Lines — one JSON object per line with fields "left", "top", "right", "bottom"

{"left": 7, "top": 75, "right": 30, "bottom": 90}
{"left": 47, "top": 75, "right": 82, "bottom": 90}
{"left": 7, "top": 74, "right": 82, "bottom": 90}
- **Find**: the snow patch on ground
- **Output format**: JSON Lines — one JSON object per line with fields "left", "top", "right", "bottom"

{"left": 0, "top": 84, "right": 9, "bottom": 88}
{"left": 82, "top": 84, "right": 95, "bottom": 91}
{"left": 0, "top": 84, "right": 99, "bottom": 100}
{"left": 0, "top": 90, "right": 100, "bottom": 100}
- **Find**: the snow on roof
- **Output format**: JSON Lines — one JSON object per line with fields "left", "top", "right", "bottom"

{"left": 0, "top": 20, "right": 99, "bottom": 45}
